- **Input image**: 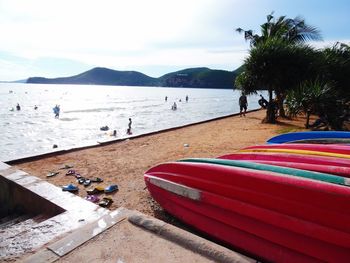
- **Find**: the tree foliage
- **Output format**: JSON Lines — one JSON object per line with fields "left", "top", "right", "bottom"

{"left": 235, "top": 13, "right": 350, "bottom": 129}
{"left": 284, "top": 42, "right": 350, "bottom": 130}
{"left": 235, "top": 12, "right": 322, "bottom": 123}
{"left": 321, "top": 42, "right": 350, "bottom": 98}
{"left": 285, "top": 79, "right": 332, "bottom": 127}
{"left": 236, "top": 38, "right": 319, "bottom": 123}
{"left": 236, "top": 12, "right": 322, "bottom": 47}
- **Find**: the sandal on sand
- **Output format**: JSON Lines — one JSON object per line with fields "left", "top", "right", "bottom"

{"left": 99, "top": 197, "right": 113, "bottom": 207}
{"left": 83, "top": 179, "right": 91, "bottom": 187}
{"left": 47, "top": 171, "right": 59, "bottom": 177}
{"left": 86, "top": 186, "right": 105, "bottom": 195}
{"left": 85, "top": 195, "right": 100, "bottom": 203}
{"left": 104, "top": 184, "right": 118, "bottom": 193}
{"left": 59, "top": 164, "right": 74, "bottom": 170}
{"left": 75, "top": 173, "right": 82, "bottom": 179}
{"left": 91, "top": 177, "right": 103, "bottom": 183}
{"left": 66, "top": 169, "right": 75, "bottom": 176}
{"left": 78, "top": 178, "right": 86, "bottom": 184}
{"left": 62, "top": 184, "right": 78, "bottom": 192}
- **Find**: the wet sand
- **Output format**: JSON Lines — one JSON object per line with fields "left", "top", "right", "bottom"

{"left": 14, "top": 110, "right": 309, "bottom": 223}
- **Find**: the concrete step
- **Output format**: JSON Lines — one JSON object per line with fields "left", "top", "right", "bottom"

{"left": 0, "top": 213, "right": 32, "bottom": 229}
{"left": 0, "top": 213, "right": 21, "bottom": 224}
{"left": 0, "top": 213, "right": 50, "bottom": 240}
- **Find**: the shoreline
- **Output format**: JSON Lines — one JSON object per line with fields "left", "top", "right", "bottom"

{"left": 6, "top": 108, "right": 260, "bottom": 165}
{"left": 14, "top": 109, "right": 310, "bottom": 221}
{"left": 1, "top": 84, "right": 251, "bottom": 164}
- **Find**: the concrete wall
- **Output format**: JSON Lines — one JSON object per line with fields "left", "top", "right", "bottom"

{"left": 0, "top": 175, "right": 65, "bottom": 218}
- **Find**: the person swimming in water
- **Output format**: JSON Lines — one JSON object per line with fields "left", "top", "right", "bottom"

{"left": 171, "top": 102, "right": 177, "bottom": 110}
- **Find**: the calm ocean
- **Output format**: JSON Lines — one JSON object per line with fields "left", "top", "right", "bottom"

{"left": 0, "top": 83, "right": 264, "bottom": 162}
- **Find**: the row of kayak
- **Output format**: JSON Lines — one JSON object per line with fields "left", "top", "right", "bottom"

{"left": 144, "top": 131, "right": 350, "bottom": 262}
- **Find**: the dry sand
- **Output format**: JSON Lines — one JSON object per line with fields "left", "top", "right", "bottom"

{"left": 13, "top": 110, "right": 309, "bottom": 223}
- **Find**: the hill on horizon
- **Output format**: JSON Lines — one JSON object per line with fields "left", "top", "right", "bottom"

{"left": 27, "top": 67, "right": 240, "bottom": 89}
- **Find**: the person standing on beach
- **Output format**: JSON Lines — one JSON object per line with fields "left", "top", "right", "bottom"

{"left": 16, "top": 103, "right": 21, "bottom": 111}
{"left": 186, "top": 95, "right": 189, "bottom": 102}
{"left": 165, "top": 96, "right": 168, "bottom": 102}
{"left": 239, "top": 93, "right": 248, "bottom": 117}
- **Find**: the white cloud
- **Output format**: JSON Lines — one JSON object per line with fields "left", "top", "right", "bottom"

{"left": 1, "top": 0, "right": 349, "bottom": 80}
{"left": 0, "top": 0, "right": 229, "bottom": 54}
{"left": 0, "top": 0, "right": 250, "bottom": 79}
{"left": 309, "top": 39, "right": 350, "bottom": 49}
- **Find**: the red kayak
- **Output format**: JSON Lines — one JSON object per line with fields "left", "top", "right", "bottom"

{"left": 145, "top": 161, "right": 350, "bottom": 263}
{"left": 219, "top": 152, "right": 350, "bottom": 167}
{"left": 219, "top": 153, "right": 350, "bottom": 177}
{"left": 242, "top": 143, "right": 350, "bottom": 155}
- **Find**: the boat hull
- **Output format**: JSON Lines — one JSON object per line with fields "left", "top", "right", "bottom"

{"left": 219, "top": 153, "right": 350, "bottom": 177}
{"left": 219, "top": 152, "right": 350, "bottom": 167}
{"left": 239, "top": 144, "right": 350, "bottom": 159}
{"left": 267, "top": 131, "right": 350, "bottom": 144}
{"left": 145, "top": 162, "right": 350, "bottom": 262}
{"left": 180, "top": 158, "right": 350, "bottom": 185}
{"left": 243, "top": 143, "right": 350, "bottom": 155}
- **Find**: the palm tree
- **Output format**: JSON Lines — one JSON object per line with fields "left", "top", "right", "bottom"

{"left": 236, "top": 38, "right": 319, "bottom": 123}
{"left": 235, "top": 12, "right": 322, "bottom": 121}
{"left": 285, "top": 79, "right": 332, "bottom": 128}
{"left": 321, "top": 42, "right": 350, "bottom": 98}
{"left": 236, "top": 12, "right": 322, "bottom": 46}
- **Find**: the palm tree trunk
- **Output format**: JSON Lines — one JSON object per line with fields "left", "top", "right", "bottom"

{"left": 305, "top": 110, "right": 310, "bottom": 128}
{"left": 276, "top": 93, "right": 286, "bottom": 118}
{"left": 265, "top": 89, "right": 276, "bottom": 123}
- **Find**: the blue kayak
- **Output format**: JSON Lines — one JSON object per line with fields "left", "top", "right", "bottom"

{"left": 267, "top": 131, "right": 350, "bottom": 144}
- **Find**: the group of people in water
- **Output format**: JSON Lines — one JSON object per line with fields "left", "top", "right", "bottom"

{"left": 9, "top": 103, "right": 22, "bottom": 111}
{"left": 168, "top": 95, "right": 189, "bottom": 111}
{"left": 10, "top": 103, "right": 57, "bottom": 117}
{"left": 100, "top": 117, "right": 133, "bottom": 137}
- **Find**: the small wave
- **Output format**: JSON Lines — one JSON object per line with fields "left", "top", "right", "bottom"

{"left": 64, "top": 107, "right": 125, "bottom": 114}
{"left": 23, "top": 121, "right": 37, "bottom": 125}
{"left": 117, "top": 98, "right": 153, "bottom": 104}
{"left": 59, "top": 117, "right": 80, "bottom": 121}
{"left": 140, "top": 103, "right": 164, "bottom": 109}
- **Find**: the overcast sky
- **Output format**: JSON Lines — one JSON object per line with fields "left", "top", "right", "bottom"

{"left": 0, "top": 0, "right": 349, "bottom": 81}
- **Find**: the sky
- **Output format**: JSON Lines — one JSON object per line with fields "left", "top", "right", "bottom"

{"left": 0, "top": 0, "right": 349, "bottom": 81}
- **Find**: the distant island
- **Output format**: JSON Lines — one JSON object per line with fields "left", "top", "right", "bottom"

{"left": 26, "top": 67, "right": 241, "bottom": 89}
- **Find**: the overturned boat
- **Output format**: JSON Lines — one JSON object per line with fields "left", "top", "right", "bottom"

{"left": 145, "top": 159, "right": 350, "bottom": 262}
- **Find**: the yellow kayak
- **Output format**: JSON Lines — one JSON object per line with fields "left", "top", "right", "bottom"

{"left": 239, "top": 148, "right": 350, "bottom": 159}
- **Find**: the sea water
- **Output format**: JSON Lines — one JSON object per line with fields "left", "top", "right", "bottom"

{"left": 0, "top": 83, "right": 265, "bottom": 161}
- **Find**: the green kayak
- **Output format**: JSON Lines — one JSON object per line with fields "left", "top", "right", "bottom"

{"left": 179, "top": 158, "right": 350, "bottom": 187}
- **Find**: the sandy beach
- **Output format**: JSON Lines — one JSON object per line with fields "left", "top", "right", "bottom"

{"left": 12, "top": 109, "right": 309, "bottom": 223}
